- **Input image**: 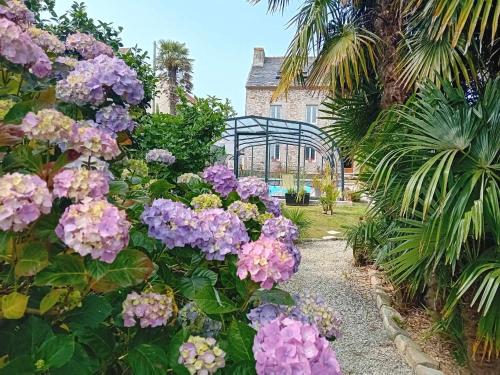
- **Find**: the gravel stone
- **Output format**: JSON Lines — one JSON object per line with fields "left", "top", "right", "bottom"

{"left": 283, "top": 240, "right": 413, "bottom": 374}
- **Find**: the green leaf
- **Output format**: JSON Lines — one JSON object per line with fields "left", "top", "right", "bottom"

{"left": 149, "top": 179, "right": 175, "bottom": 198}
{"left": 3, "top": 100, "right": 34, "bottom": 123}
{"left": 34, "top": 255, "right": 88, "bottom": 290}
{"left": 127, "top": 344, "right": 169, "bottom": 375}
{"left": 225, "top": 321, "right": 256, "bottom": 362}
{"left": 75, "top": 327, "right": 115, "bottom": 360}
{"left": 166, "top": 329, "right": 190, "bottom": 375}
{"left": 0, "top": 355, "right": 35, "bottom": 375}
{"left": 1, "top": 292, "right": 28, "bottom": 319}
{"left": 193, "top": 286, "right": 238, "bottom": 314}
{"left": 14, "top": 242, "right": 49, "bottom": 277}
{"left": 7, "top": 316, "right": 53, "bottom": 358}
{"left": 36, "top": 335, "right": 75, "bottom": 369}
{"left": 51, "top": 343, "right": 99, "bottom": 375}
{"left": 223, "top": 361, "right": 256, "bottom": 375}
{"left": 65, "top": 295, "right": 112, "bottom": 328}
{"left": 109, "top": 180, "right": 129, "bottom": 196}
{"left": 0, "top": 231, "right": 13, "bottom": 261}
{"left": 178, "top": 268, "right": 218, "bottom": 299}
{"left": 87, "top": 249, "right": 153, "bottom": 292}
{"left": 40, "top": 289, "right": 67, "bottom": 314}
{"left": 252, "top": 288, "right": 295, "bottom": 306}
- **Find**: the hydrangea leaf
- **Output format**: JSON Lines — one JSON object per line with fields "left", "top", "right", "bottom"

{"left": 108, "top": 180, "right": 129, "bottom": 196}
{"left": 127, "top": 344, "right": 169, "bottom": 375}
{"left": 87, "top": 249, "right": 153, "bottom": 292}
{"left": 252, "top": 288, "right": 295, "bottom": 306}
{"left": 149, "top": 179, "right": 175, "bottom": 199}
{"left": 193, "top": 286, "right": 238, "bottom": 314}
{"left": 64, "top": 295, "right": 112, "bottom": 328}
{"left": 7, "top": 316, "right": 53, "bottom": 357}
{"left": 40, "top": 289, "right": 67, "bottom": 315}
{"left": 1, "top": 292, "right": 29, "bottom": 319}
{"left": 225, "top": 320, "right": 257, "bottom": 362}
{"left": 178, "top": 268, "right": 217, "bottom": 299}
{"left": 0, "top": 354, "right": 35, "bottom": 375}
{"left": 15, "top": 242, "right": 49, "bottom": 277}
{"left": 34, "top": 255, "right": 88, "bottom": 290}
{"left": 36, "top": 335, "right": 75, "bottom": 369}
{"left": 166, "top": 329, "right": 190, "bottom": 375}
{"left": 51, "top": 343, "right": 99, "bottom": 375}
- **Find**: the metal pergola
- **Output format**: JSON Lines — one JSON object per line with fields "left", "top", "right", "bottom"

{"left": 222, "top": 115, "right": 344, "bottom": 195}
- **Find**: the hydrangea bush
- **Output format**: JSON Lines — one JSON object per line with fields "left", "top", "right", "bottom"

{"left": 0, "top": 2, "right": 343, "bottom": 374}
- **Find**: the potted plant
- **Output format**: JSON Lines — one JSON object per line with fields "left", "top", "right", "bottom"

{"left": 285, "top": 187, "right": 297, "bottom": 205}
{"left": 285, "top": 187, "right": 310, "bottom": 206}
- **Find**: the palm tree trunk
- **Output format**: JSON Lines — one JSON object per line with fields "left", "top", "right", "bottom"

{"left": 373, "top": 0, "right": 407, "bottom": 108}
{"left": 168, "top": 68, "right": 178, "bottom": 115}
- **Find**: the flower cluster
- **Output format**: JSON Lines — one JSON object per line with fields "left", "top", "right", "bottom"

{"left": 69, "top": 123, "right": 121, "bottom": 160}
{"left": 65, "top": 32, "right": 114, "bottom": 59}
{"left": 177, "top": 173, "right": 202, "bottom": 185}
{"left": 145, "top": 148, "right": 175, "bottom": 165}
{"left": 294, "top": 292, "right": 342, "bottom": 340}
{"left": 257, "top": 212, "right": 274, "bottom": 225}
{"left": 237, "top": 236, "right": 296, "bottom": 289}
{"left": 179, "top": 336, "right": 226, "bottom": 375}
{"left": 0, "top": 173, "right": 52, "bottom": 232}
{"left": 0, "top": 0, "right": 34, "bottom": 24}
{"left": 121, "top": 159, "right": 149, "bottom": 178}
{"left": 95, "top": 104, "right": 136, "bottom": 134}
{"left": 227, "top": 200, "right": 259, "bottom": 222}
{"left": 53, "top": 168, "right": 109, "bottom": 202}
{"left": 28, "top": 27, "right": 65, "bottom": 54}
{"left": 236, "top": 176, "right": 269, "bottom": 201}
{"left": 262, "top": 196, "right": 281, "bottom": 217}
{"left": 0, "top": 18, "right": 51, "bottom": 77}
{"left": 194, "top": 208, "right": 249, "bottom": 260}
{"left": 190, "top": 194, "right": 222, "bottom": 211}
{"left": 179, "top": 302, "right": 222, "bottom": 338}
{"left": 21, "top": 109, "right": 75, "bottom": 142}
{"left": 55, "top": 198, "right": 130, "bottom": 263}
{"left": 247, "top": 303, "right": 288, "bottom": 329}
{"left": 55, "top": 56, "right": 78, "bottom": 69}
{"left": 56, "top": 55, "right": 144, "bottom": 106}
{"left": 253, "top": 316, "right": 341, "bottom": 375}
{"left": 141, "top": 199, "right": 197, "bottom": 249}
{"left": 202, "top": 165, "right": 237, "bottom": 197}
{"left": 122, "top": 291, "right": 175, "bottom": 328}
{"left": 261, "top": 216, "right": 301, "bottom": 272}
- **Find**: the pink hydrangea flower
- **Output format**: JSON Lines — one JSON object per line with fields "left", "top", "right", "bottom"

{"left": 237, "top": 236, "right": 295, "bottom": 289}
{"left": 21, "top": 109, "right": 75, "bottom": 143}
{"left": 69, "top": 123, "right": 121, "bottom": 160}
{"left": 145, "top": 149, "right": 175, "bottom": 165}
{"left": 0, "top": 173, "right": 52, "bottom": 232}
{"left": 0, "top": 0, "right": 34, "bottom": 25}
{"left": 179, "top": 336, "right": 226, "bottom": 374}
{"left": 122, "top": 292, "right": 174, "bottom": 328}
{"left": 65, "top": 32, "right": 114, "bottom": 59}
{"left": 0, "top": 18, "right": 51, "bottom": 78}
{"left": 253, "top": 316, "right": 342, "bottom": 375}
{"left": 55, "top": 198, "right": 130, "bottom": 263}
{"left": 53, "top": 168, "right": 109, "bottom": 202}
{"left": 236, "top": 176, "right": 269, "bottom": 200}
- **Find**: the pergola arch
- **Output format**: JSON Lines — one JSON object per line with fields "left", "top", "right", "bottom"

{"left": 222, "top": 115, "right": 344, "bottom": 195}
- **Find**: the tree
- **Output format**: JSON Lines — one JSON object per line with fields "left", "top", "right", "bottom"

{"left": 156, "top": 40, "right": 194, "bottom": 114}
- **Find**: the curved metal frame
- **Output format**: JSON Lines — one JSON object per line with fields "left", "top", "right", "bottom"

{"left": 223, "top": 115, "right": 344, "bottom": 195}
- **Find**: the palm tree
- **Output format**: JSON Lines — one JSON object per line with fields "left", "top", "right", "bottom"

{"left": 156, "top": 40, "right": 194, "bottom": 115}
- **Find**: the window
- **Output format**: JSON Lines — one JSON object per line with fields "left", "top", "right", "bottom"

{"left": 272, "top": 144, "right": 280, "bottom": 160}
{"left": 306, "top": 105, "right": 318, "bottom": 124}
{"left": 270, "top": 105, "right": 282, "bottom": 119}
{"left": 305, "top": 147, "right": 316, "bottom": 161}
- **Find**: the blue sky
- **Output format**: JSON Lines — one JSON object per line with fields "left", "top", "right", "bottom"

{"left": 53, "top": 0, "right": 301, "bottom": 115}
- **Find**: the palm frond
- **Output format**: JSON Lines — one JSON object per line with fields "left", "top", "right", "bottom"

{"left": 248, "top": 0, "right": 292, "bottom": 13}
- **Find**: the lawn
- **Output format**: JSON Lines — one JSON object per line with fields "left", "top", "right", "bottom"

{"left": 286, "top": 202, "right": 368, "bottom": 239}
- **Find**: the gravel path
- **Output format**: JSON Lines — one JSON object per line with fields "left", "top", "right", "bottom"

{"left": 283, "top": 240, "right": 413, "bottom": 375}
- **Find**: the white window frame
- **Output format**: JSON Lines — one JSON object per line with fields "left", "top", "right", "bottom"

{"left": 306, "top": 105, "right": 318, "bottom": 124}
{"left": 272, "top": 144, "right": 280, "bottom": 160}
{"left": 270, "top": 105, "right": 282, "bottom": 119}
{"left": 305, "top": 146, "right": 316, "bottom": 162}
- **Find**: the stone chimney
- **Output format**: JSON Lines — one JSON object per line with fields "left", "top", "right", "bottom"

{"left": 253, "top": 47, "right": 265, "bottom": 67}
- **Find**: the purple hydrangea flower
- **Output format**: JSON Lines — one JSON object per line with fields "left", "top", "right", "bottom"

{"left": 141, "top": 199, "right": 197, "bottom": 249}
{"left": 56, "top": 55, "right": 144, "bottom": 106}
{"left": 202, "top": 164, "right": 237, "bottom": 197}
{"left": 261, "top": 216, "right": 299, "bottom": 244}
{"left": 95, "top": 104, "right": 136, "bottom": 133}
{"left": 145, "top": 149, "right": 175, "bottom": 165}
{"left": 237, "top": 236, "right": 296, "bottom": 289}
{"left": 253, "top": 316, "right": 342, "bottom": 375}
{"left": 179, "top": 336, "right": 226, "bottom": 375}
{"left": 236, "top": 176, "right": 269, "bottom": 201}
{"left": 21, "top": 109, "right": 75, "bottom": 143}
{"left": 0, "top": 173, "right": 52, "bottom": 232}
{"left": 65, "top": 32, "right": 114, "bottom": 59}
{"left": 193, "top": 208, "right": 249, "bottom": 261}
{"left": 247, "top": 303, "right": 289, "bottom": 329}
{"left": 227, "top": 200, "right": 259, "bottom": 222}
{"left": 28, "top": 27, "right": 65, "bottom": 54}
{"left": 122, "top": 291, "right": 175, "bottom": 328}
{"left": 55, "top": 198, "right": 130, "bottom": 263}
{"left": 53, "top": 168, "right": 109, "bottom": 202}
{"left": 55, "top": 56, "right": 78, "bottom": 68}
{"left": 0, "top": 18, "right": 51, "bottom": 78}
{"left": 0, "top": 0, "right": 34, "bottom": 25}
{"left": 69, "top": 122, "right": 121, "bottom": 160}
{"left": 262, "top": 196, "right": 281, "bottom": 217}
{"left": 178, "top": 302, "right": 222, "bottom": 337}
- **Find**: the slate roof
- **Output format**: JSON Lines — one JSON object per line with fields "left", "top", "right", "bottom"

{"left": 246, "top": 56, "right": 316, "bottom": 88}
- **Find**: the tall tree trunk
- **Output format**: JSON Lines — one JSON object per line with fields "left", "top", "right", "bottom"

{"left": 373, "top": 0, "right": 407, "bottom": 108}
{"left": 168, "top": 68, "right": 178, "bottom": 115}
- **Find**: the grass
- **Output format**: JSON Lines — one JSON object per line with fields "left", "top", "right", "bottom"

{"left": 288, "top": 202, "right": 368, "bottom": 239}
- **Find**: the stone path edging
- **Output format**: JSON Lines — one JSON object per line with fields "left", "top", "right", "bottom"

{"left": 370, "top": 273, "right": 444, "bottom": 375}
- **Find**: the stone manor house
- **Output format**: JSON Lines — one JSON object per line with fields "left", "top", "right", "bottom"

{"left": 240, "top": 48, "right": 349, "bottom": 178}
